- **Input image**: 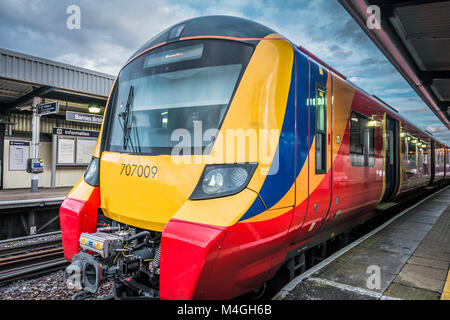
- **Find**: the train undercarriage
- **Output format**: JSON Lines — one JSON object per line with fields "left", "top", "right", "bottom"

{"left": 66, "top": 223, "right": 162, "bottom": 300}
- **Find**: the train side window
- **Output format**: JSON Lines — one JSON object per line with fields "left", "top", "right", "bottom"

{"left": 418, "top": 148, "right": 422, "bottom": 167}
{"left": 439, "top": 149, "right": 444, "bottom": 166}
{"left": 422, "top": 143, "right": 428, "bottom": 165}
{"left": 387, "top": 129, "right": 394, "bottom": 165}
{"left": 406, "top": 135, "right": 417, "bottom": 167}
{"left": 315, "top": 87, "right": 327, "bottom": 174}
{"left": 350, "top": 111, "right": 375, "bottom": 167}
{"left": 435, "top": 148, "right": 441, "bottom": 166}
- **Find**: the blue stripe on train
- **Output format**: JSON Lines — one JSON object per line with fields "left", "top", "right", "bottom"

{"left": 240, "top": 54, "right": 297, "bottom": 221}
{"left": 239, "top": 48, "right": 329, "bottom": 222}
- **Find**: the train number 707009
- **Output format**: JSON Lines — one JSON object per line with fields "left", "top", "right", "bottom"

{"left": 120, "top": 163, "right": 158, "bottom": 178}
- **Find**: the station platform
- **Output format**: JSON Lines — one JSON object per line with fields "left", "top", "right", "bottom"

{"left": 0, "top": 187, "right": 71, "bottom": 210}
{"left": 275, "top": 186, "right": 450, "bottom": 300}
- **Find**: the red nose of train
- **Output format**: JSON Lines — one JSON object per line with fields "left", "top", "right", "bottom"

{"left": 160, "top": 219, "right": 226, "bottom": 299}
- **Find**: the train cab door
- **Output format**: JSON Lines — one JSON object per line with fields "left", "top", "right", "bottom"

{"left": 291, "top": 59, "right": 332, "bottom": 243}
{"left": 381, "top": 115, "right": 399, "bottom": 202}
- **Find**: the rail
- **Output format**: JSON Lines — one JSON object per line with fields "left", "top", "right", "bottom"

{"left": 0, "top": 238, "right": 67, "bottom": 286}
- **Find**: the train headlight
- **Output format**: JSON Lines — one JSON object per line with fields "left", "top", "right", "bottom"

{"left": 202, "top": 170, "right": 225, "bottom": 194}
{"left": 190, "top": 163, "right": 257, "bottom": 200}
{"left": 84, "top": 157, "right": 100, "bottom": 186}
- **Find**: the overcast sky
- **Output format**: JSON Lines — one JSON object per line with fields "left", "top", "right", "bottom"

{"left": 0, "top": 0, "right": 448, "bottom": 143}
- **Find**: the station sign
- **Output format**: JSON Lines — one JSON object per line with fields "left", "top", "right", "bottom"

{"left": 37, "top": 101, "right": 59, "bottom": 116}
{"left": 53, "top": 127, "right": 99, "bottom": 138}
{"left": 66, "top": 111, "right": 103, "bottom": 125}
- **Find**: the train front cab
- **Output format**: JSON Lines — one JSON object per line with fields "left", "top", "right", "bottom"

{"left": 61, "top": 32, "right": 302, "bottom": 299}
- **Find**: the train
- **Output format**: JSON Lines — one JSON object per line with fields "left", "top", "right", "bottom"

{"left": 59, "top": 16, "right": 450, "bottom": 300}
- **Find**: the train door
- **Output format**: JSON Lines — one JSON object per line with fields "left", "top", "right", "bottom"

{"left": 445, "top": 147, "right": 450, "bottom": 180}
{"left": 430, "top": 140, "right": 435, "bottom": 183}
{"left": 381, "top": 115, "right": 399, "bottom": 202}
{"left": 444, "top": 147, "right": 447, "bottom": 179}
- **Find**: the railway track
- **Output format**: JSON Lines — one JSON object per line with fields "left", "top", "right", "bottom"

{"left": 0, "top": 238, "right": 62, "bottom": 258}
{"left": 0, "top": 237, "right": 68, "bottom": 286}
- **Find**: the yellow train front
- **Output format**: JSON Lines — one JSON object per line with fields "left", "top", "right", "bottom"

{"left": 60, "top": 16, "right": 295, "bottom": 299}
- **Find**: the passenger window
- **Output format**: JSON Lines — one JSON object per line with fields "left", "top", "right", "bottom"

{"left": 406, "top": 135, "right": 417, "bottom": 167}
{"left": 350, "top": 111, "right": 375, "bottom": 167}
{"left": 315, "top": 87, "right": 326, "bottom": 173}
{"left": 418, "top": 148, "right": 423, "bottom": 167}
{"left": 389, "top": 130, "right": 394, "bottom": 165}
{"left": 439, "top": 149, "right": 444, "bottom": 166}
{"left": 422, "top": 143, "right": 428, "bottom": 165}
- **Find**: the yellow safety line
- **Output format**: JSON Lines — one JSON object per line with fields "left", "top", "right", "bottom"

{"left": 441, "top": 270, "right": 450, "bottom": 300}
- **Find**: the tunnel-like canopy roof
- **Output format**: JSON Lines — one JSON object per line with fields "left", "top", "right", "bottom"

{"left": 339, "top": 0, "right": 450, "bottom": 129}
{"left": 0, "top": 48, "right": 115, "bottom": 113}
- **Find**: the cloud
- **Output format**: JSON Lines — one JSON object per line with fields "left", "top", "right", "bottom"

{"left": 426, "top": 126, "right": 448, "bottom": 134}
{"left": 0, "top": 0, "right": 448, "bottom": 144}
{"left": 402, "top": 107, "right": 430, "bottom": 114}
{"left": 0, "top": 0, "right": 196, "bottom": 74}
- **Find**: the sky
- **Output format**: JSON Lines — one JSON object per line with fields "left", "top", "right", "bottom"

{"left": 0, "top": 0, "right": 448, "bottom": 144}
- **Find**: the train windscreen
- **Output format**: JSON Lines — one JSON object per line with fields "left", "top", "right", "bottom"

{"left": 104, "top": 40, "right": 254, "bottom": 155}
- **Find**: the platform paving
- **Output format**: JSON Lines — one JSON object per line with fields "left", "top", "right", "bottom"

{"left": 0, "top": 187, "right": 71, "bottom": 210}
{"left": 275, "top": 186, "right": 450, "bottom": 300}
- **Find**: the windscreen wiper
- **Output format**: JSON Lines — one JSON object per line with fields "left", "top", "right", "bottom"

{"left": 117, "top": 85, "right": 137, "bottom": 153}
{"left": 131, "top": 115, "right": 142, "bottom": 154}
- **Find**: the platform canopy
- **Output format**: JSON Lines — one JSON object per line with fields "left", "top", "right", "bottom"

{"left": 0, "top": 48, "right": 115, "bottom": 114}
{"left": 339, "top": 0, "right": 450, "bottom": 129}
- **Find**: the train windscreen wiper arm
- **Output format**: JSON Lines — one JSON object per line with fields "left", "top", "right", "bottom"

{"left": 117, "top": 85, "right": 137, "bottom": 152}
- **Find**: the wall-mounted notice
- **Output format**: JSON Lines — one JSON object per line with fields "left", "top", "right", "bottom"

{"left": 9, "top": 141, "right": 30, "bottom": 171}
{"left": 57, "top": 137, "right": 75, "bottom": 164}
{"left": 53, "top": 128, "right": 98, "bottom": 166}
{"left": 76, "top": 138, "right": 97, "bottom": 164}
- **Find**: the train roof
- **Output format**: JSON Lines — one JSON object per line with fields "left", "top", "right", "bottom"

{"left": 297, "top": 44, "right": 448, "bottom": 147}
{"left": 126, "top": 15, "right": 448, "bottom": 148}
{"left": 346, "top": 77, "right": 447, "bottom": 146}
{"left": 127, "top": 15, "right": 277, "bottom": 63}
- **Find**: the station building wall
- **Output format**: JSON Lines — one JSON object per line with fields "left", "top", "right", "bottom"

{"left": 3, "top": 136, "right": 87, "bottom": 189}
{"left": 2, "top": 112, "right": 100, "bottom": 189}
